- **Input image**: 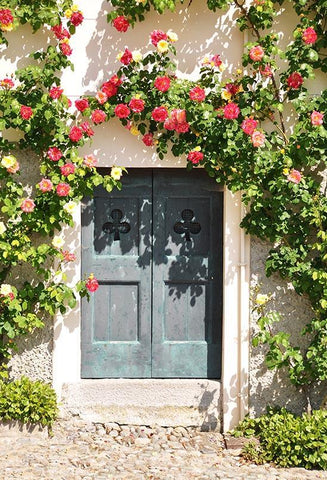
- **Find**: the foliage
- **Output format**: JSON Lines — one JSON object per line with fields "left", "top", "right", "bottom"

{"left": 0, "top": 376, "right": 58, "bottom": 428}
{"left": 0, "top": 0, "right": 326, "bottom": 403}
{"left": 233, "top": 407, "right": 327, "bottom": 470}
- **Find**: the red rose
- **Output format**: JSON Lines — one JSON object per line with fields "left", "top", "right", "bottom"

{"left": 60, "top": 42, "right": 72, "bottom": 56}
{"left": 86, "top": 274, "right": 99, "bottom": 292}
{"left": 49, "top": 86, "right": 63, "bottom": 99}
{"left": 129, "top": 98, "right": 145, "bottom": 113}
{"left": 101, "top": 82, "right": 118, "bottom": 98}
{"left": 142, "top": 133, "right": 154, "bottom": 146}
{"left": 20, "top": 105, "right": 33, "bottom": 120}
{"left": 175, "top": 122, "right": 189, "bottom": 133}
{"left": 56, "top": 182, "right": 71, "bottom": 197}
{"left": 70, "top": 11, "right": 84, "bottom": 27}
{"left": 150, "top": 30, "right": 167, "bottom": 47}
{"left": 225, "top": 83, "right": 240, "bottom": 96}
{"left": 112, "top": 15, "right": 130, "bottom": 32}
{"left": 189, "top": 86, "right": 206, "bottom": 102}
{"left": 109, "top": 75, "right": 123, "bottom": 87}
{"left": 287, "top": 72, "right": 303, "bottom": 89}
{"left": 223, "top": 102, "right": 240, "bottom": 120}
{"left": 60, "top": 163, "right": 75, "bottom": 176}
{"left": 80, "top": 121, "right": 94, "bottom": 137}
{"left": 91, "top": 109, "right": 107, "bottom": 124}
{"left": 75, "top": 99, "right": 89, "bottom": 112}
{"left": 0, "top": 9, "right": 14, "bottom": 25}
{"left": 51, "top": 24, "right": 70, "bottom": 40}
{"left": 114, "top": 104, "right": 130, "bottom": 119}
{"left": 187, "top": 150, "right": 203, "bottom": 164}
{"left": 152, "top": 106, "right": 168, "bottom": 122}
{"left": 241, "top": 118, "right": 258, "bottom": 135}
{"left": 302, "top": 27, "right": 317, "bottom": 44}
{"left": 163, "top": 118, "right": 175, "bottom": 131}
{"left": 120, "top": 48, "right": 132, "bottom": 65}
{"left": 47, "top": 147, "right": 63, "bottom": 161}
{"left": 154, "top": 76, "right": 171, "bottom": 92}
{"left": 69, "top": 126, "right": 83, "bottom": 142}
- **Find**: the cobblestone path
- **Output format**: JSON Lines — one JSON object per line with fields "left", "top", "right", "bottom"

{"left": 0, "top": 416, "right": 326, "bottom": 480}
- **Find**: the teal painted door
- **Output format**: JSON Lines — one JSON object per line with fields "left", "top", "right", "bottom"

{"left": 81, "top": 169, "right": 223, "bottom": 378}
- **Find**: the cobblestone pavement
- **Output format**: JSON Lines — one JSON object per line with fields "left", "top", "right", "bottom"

{"left": 0, "top": 415, "right": 326, "bottom": 480}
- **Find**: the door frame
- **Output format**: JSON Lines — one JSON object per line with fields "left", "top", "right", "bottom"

{"left": 52, "top": 179, "right": 250, "bottom": 432}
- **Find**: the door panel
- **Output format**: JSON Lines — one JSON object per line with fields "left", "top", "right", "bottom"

{"left": 81, "top": 169, "right": 223, "bottom": 379}
{"left": 152, "top": 170, "right": 223, "bottom": 378}
{"left": 81, "top": 171, "right": 152, "bottom": 378}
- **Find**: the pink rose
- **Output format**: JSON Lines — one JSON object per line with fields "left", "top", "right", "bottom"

{"left": 189, "top": 86, "right": 206, "bottom": 102}
{"left": 20, "top": 106, "right": 33, "bottom": 120}
{"left": 7, "top": 160, "right": 19, "bottom": 174}
{"left": 49, "top": 86, "right": 63, "bottom": 99}
{"left": 0, "top": 9, "right": 14, "bottom": 25}
{"left": 249, "top": 45, "right": 264, "bottom": 62}
{"left": 86, "top": 274, "right": 99, "bottom": 292}
{"left": 151, "top": 30, "right": 167, "bottom": 47}
{"left": 187, "top": 151, "right": 203, "bottom": 164}
{"left": 259, "top": 64, "right": 273, "bottom": 77}
{"left": 129, "top": 98, "right": 145, "bottom": 113}
{"left": 51, "top": 24, "right": 70, "bottom": 40}
{"left": 223, "top": 102, "right": 240, "bottom": 120}
{"left": 60, "top": 163, "right": 75, "bottom": 176}
{"left": 59, "top": 42, "right": 72, "bottom": 56}
{"left": 154, "top": 76, "right": 171, "bottom": 92}
{"left": 120, "top": 48, "right": 132, "bottom": 65}
{"left": 38, "top": 178, "right": 53, "bottom": 192}
{"left": 302, "top": 27, "right": 317, "bottom": 45}
{"left": 69, "top": 126, "right": 83, "bottom": 142}
{"left": 112, "top": 15, "right": 130, "bottom": 32}
{"left": 287, "top": 169, "right": 302, "bottom": 184}
{"left": 70, "top": 11, "right": 83, "bottom": 27}
{"left": 142, "top": 133, "right": 154, "bottom": 146}
{"left": 56, "top": 182, "right": 71, "bottom": 197}
{"left": 251, "top": 130, "right": 266, "bottom": 147}
{"left": 0, "top": 78, "right": 14, "bottom": 89}
{"left": 80, "top": 121, "right": 94, "bottom": 137}
{"left": 47, "top": 147, "right": 62, "bottom": 161}
{"left": 21, "top": 198, "right": 35, "bottom": 213}
{"left": 96, "top": 91, "right": 108, "bottom": 104}
{"left": 241, "top": 118, "right": 258, "bottom": 135}
{"left": 287, "top": 72, "right": 303, "bottom": 89}
{"left": 114, "top": 104, "right": 130, "bottom": 119}
{"left": 152, "top": 106, "right": 168, "bottom": 122}
{"left": 63, "top": 250, "right": 76, "bottom": 262}
{"left": 171, "top": 109, "right": 186, "bottom": 124}
{"left": 83, "top": 154, "right": 97, "bottom": 168}
{"left": 91, "top": 109, "right": 107, "bottom": 124}
{"left": 311, "top": 111, "right": 324, "bottom": 126}
{"left": 75, "top": 99, "right": 89, "bottom": 112}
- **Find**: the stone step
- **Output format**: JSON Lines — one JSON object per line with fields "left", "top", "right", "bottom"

{"left": 61, "top": 379, "right": 221, "bottom": 431}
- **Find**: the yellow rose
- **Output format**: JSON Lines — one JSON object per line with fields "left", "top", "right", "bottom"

{"left": 283, "top": 168, "right": 289, "bottom": 175}
{"left": 63, "top": 201, "right": 78, "bottom": 215}
{"left": 221, "top": 90, "right": 232, "bottom": 101}
{"left": 255, "top": 294, "right": 269, "bottom": 305}
{"left": 116, "top": 51, "right": 123, "bottom": 61}
{"left": 132, "top": 50, "right": 143, "bottom": 63}
{"left": 71, "top": 4, "right": 79, "bottom": 12}
{"left": 52, "top": 236, "right": 65, "bottom": 249}
{"left": 64, "top": 9, "right": 72, "bottom": 18}
{"left": 0, "top": 222, "right": 6, "bottom": 235}
{"left": 111, "top": 167, "right": 123, "bottom": 181}
{"left": 0, "top": 284, "right": 13, "bottom": 296}
{"left": 167, "top": 30, "right": 178, "bottom": 42}
{"left": 130, "top": 126, "right": 140, "bottom": 136}
{"left": 1, "top": 23, "right": 14, "bottom": 32}
{"left": 1, "top": 155, "right": 17, "bottom": 169}
{"left": 157, "top": 40, "right": 169, "bottom": 54}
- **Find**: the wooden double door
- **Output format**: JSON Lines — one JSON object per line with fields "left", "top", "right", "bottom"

{"left": 81, "top": 169, "right": 223, "bottom": 378}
